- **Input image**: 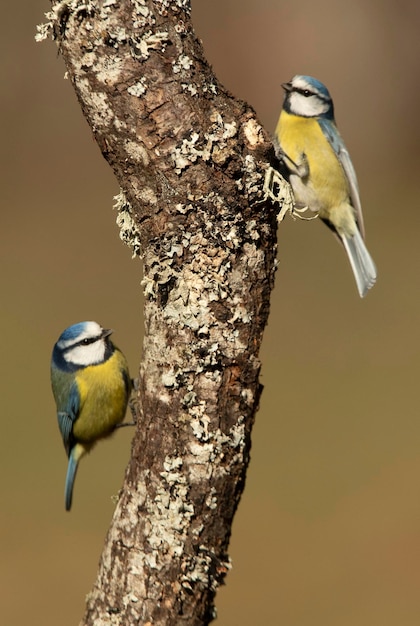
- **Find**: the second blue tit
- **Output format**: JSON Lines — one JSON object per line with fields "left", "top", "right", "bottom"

{"left": 275, "top": 75, "right": 377, "bottom": 297}
{"left": 51, "top": 321, "right": 131, "bottom": 511}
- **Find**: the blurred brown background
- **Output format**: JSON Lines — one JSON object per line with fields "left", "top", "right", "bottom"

{"left": 2, "top": 1, "right": 420, "bottom": 624}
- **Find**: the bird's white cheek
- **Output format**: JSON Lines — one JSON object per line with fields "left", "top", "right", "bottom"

{"left": 289, "top": 93, "right": 329, "bottom": 117}
{"left": 66, "top": 342, "right": 106, "bottom": 366}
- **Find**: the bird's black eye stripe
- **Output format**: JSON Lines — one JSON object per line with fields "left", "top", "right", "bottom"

{"left": 81, "top": 335, "right": 101, "bottom": 346}
{"left": 294, "top": 86, "right": 329, "bottom": 102}
{"left": 62, "top": 333, "right": 103, "bottom": 353}
{"left": 295, "top": 87, "right": 313, "bottom": 97}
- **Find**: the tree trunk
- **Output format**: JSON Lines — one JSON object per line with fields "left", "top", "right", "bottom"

{"left": 39, "top": 1, "right": 288, "bottom": 623}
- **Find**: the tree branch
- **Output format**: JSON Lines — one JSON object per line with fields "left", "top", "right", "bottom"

{"left": 38, "top": 1, "right": 290, "bottom": 623}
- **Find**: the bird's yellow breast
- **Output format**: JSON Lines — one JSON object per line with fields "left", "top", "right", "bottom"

{"left": 276, "top": 111, "right": 350, "bottom": 217}
{"left": 73, "top": 349, "right": 130, "bottom": 444}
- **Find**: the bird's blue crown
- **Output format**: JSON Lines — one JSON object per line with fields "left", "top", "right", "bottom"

{"left": 58, "top": 321, "right": 90, "bottom": 343}
{"left": 299, "top": 75, "right": 332, "bottom": 101}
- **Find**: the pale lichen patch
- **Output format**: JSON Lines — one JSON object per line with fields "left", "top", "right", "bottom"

{"left": 172, "top": 54, "right": 193, "bottom": 74}
{"left": 141, "top": 455, "right": 194, "bottom": 560}
{"left": 95, "top": 55, "right": 125, "bottom": 85}
{"left": 154, "top": 0, "right": 191, "bottom": 16}
{"left": 190, "top": 411, "right": 211, "bottom": 441}
{"left": 172, "top": 115, "right": 238, "bottom": 173}
{"left": 181, "top": 83, "right": 198, "bottom": 96}
{"left": 35, "top": 1, "right": 75, "bottom": 42}
{"left": 243, "top": 117, "right": 265, "bottom": 148}
{"left": 161, "top": 370, "right": 178, "bottom": 388}
{"left": 127, "top": 77, "right": 148, "bottom": 97}
{"left": 113, "top": 190, "right": 142, "bottom": 257}
{"left": 131, "top": 30, "right": 170, "bottom": 59}
{"left": 131, "top": 0, "right": 155, "bottom": 28}
{"left": 123, "top": 139, "right": 150, "bottom": 167}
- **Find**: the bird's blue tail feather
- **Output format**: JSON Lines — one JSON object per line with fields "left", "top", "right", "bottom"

{"left": 65, "top": 451, "right": 79, "bottom": 511}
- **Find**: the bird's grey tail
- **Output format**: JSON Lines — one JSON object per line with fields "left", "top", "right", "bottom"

{"left": 342, "top": 229, "right": 377, "bottom": 298}
{"left": 65, "top": 451, "right": 79, "bottom": 511}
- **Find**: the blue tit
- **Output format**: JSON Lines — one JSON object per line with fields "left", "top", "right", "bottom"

{"left": 51, "top": 321, "right": 131, "bottom": 511}
{"left": 275, "top": 75, "right": 377, "bottom": 297}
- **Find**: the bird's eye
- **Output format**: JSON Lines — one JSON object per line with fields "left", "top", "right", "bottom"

{"left": 78, "top": 335, "right": 100, "bottom": 347}
{"left": 303, "top": 90, "right": 311, "bottom": 97}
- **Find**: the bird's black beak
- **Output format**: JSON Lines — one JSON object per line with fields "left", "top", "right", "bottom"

{"left": 281, "top": 81, "right": 293, "bottom": 92}
{"left": 102, "top": 328, "right": 113, "bottom": 339}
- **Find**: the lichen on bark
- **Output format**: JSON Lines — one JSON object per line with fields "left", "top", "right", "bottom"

{"left": 37, "top": 1, "right": 291, "bottom": 623}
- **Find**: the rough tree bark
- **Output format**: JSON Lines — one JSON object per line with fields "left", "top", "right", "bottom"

{"left": 37, "top": 1, "right": 290, "bottom": 624}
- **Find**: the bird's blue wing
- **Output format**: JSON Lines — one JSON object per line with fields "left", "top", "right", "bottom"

{"left": 57, "top": 382, "right": 80, "bottom": 455}
{"left": 318, "top": 118, "right": 365, "bottom": 238}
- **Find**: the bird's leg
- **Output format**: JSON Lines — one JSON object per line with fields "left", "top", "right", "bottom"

{"left": 262, "top": 166, "right": 295, "bottom": 222}
{"left": 263, "top": 165, "right": 318, "bottom": 222}
{"left": 264, "top": 148, "right": 319, "bottom": 222}
{"left": 116, "top": 378, "right": 140, "bottom": 427}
